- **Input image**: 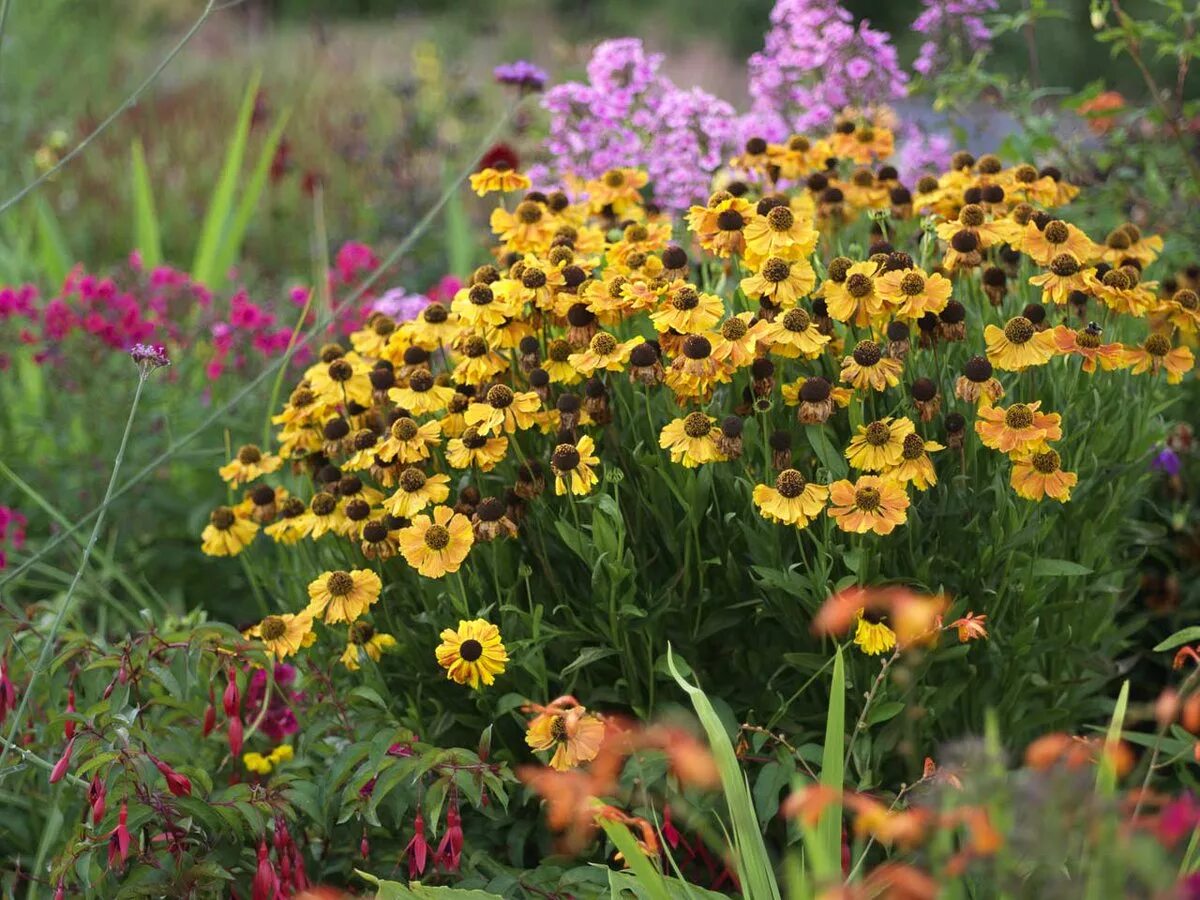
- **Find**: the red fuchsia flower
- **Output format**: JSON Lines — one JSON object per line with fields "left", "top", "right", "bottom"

{"left": 245, "top": 665, "right": 301, "bottom": 741}
{"left": 88, "top": 775, "right": 107, "bottom": 825}
{"left": 49, "top": 739, "right": 74, "bottom": 784}
{"left": 151, "top": 758, "right": 192, "bottom": 797}
{"left": 202, "top": 688, "right": 216, "bottom": 738}
{"left": 1160, "top": 794, "right": 1200, "bottom": 845}
{"left": 0, "top": 652, "right": 17, "bottom": 723}
{"left": 64, "top": 689, "right": 76, "bottom": 739}
{"left": 228, "top": 714, "right": 244, "bottom": 757}
{"left": 251, "top": 838, "right": 279, "bottom": 900}
{"left": 404, "top": 811, "right": 430, "bottom": 880}
{"left": 435, "top": 800, "right": 463, "bottom": 873}
{"left": 224, "top": 670, "right": 241, "bottom": 717}
{"left": 360, "top": 830, "right": 370, "bottom": 859}
{"left": 107, "top": 801, "right": 131, "bottom": 869}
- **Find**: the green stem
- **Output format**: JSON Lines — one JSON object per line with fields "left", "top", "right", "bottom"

{"left": 0, "top": 373, "right": 147, "bottom": 779}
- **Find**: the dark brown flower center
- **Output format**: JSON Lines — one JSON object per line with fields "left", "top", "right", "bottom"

{"left": 901, "top": 433, "right": 925, "bottom": 460}
{"left": 762, "top": 258, "right": 791, "bottom": 283}
{"left": 392, "top": 418, "right": 419, "bottom": 441}
{"left": 683, "top": 335, "right": 712, "bottom": 359}
{"left": 717, "top": 209, "right": 745, "bottom": 231}
{"left": 459, "top": 638, "right": 484, "bottom": 661}
{"left": 721, "top": 317, "right": 748, "bottom": 340}
{"left": 409, "top": 370, "right": 435, "bottom": 392}
{"left": 311, "top": 492, "right": 337, "bottom": 515}
{"left": 522, "top": 268, "right": 547, "bottom": 289}
{"left": 1145, "top": 334, "right": 1172, "bottom": 356}
{"left": 399, "top": 467, "right": 427, "bottom": 492}
{"left": 423, "top": 303, "right": 448, "bottom": 324}
{"left": 672, "top": 287, "right": 700, "bottom": 310}
{"left": 1003, "top": 317, "right": 1034, "bottom": 344}
{"left": 683, "top": 412, "right": 712, "bottom": 439}
{"left": 775, "top": 468, "right": 806, "bottom": 498}
{"left": 846, "top": 273, "right": 873, "bottom": 299}
{"left": 548, "top": 339, "right": 572, "bottom": 362}
{"left": 852, "top": 340, "right": 882, "bottom": 366}
{"left": 959, "top": 204, "right": 985, "bottom": 228}
{"left": 1031, "top": 450, "right": 1061, "bottom": 474}
{"left": 1004, "top": 404, "right": 1034, "bottom": 429}
{"left": 488, "top": 384, "right": 515, "bottom": 408}
{"left": 782, "top": 308, "right": 811, "bottom": 332}
{"left": 864, "top": 422, "right": 892, "bottom": 446}
{"left": 855, "top": 487, "right": 881, "bottom": 511}
{"left": 210, "top": 507, "right": 236, "bottom": 529}
{"left": 260, "top": 616, "right": 287, "bottom": 640}
{"left": 1044, "top": 221, "right": 1069, "bottom": 244}
{"left": 424, "top": 524, "right": 451, "bottom": 550}
{"left": 552, "top": 444, "right": 581, "bottom": 471}
{"left": 237, "top": 445, "right": 263, "bottom": 465}
{"left": 328, "top": 359, "right": 354, "bottom": 382}
{"left": 326, "top": 571, "right": 355, "bottom": 596}
{"left": 516, "top": 201, "right": 543, "bottom": 224}
{"left": 591, "top": 333, "right": 618, "bottom": 356}
{"left": 1049, "top": 253, "right": 1079, "bottom": 277}
{"left": 767, "top": 205, "right": 795, "bottom": 231}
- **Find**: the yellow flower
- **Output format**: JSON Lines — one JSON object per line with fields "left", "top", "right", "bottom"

{"left": 469, "top": 167, "right": 531, "bottom": 196}
{"left": 407, "top": 302, "right": 460, "bottom": 349}
{"left": 464, "top": 385, "right": 541, "bottom": 436}
{"left": 827, "top": 476, "right": 910, "bottom": 535}
{"left": 824, "top": 261, "right": 887, "bottom": 326}
{"left": 975, "top": 401, "right": 1062, "bottom": 455}
{"left": 306, "top": 569, "right": 382, "bottom": 624}
{"left": 845, "top": 417, "right": 916, "bottom": 472}
{"left": 308, "top": 353, "right": 374, "bottom": 407}
{"left": 742, "top": 204, "right": 818, "bottom": 257}
{"left": 351, "top": 313, "right": 398, "bottom": 358}
{"left": 340, "top": 622, "right": 398, "bottom": 671}
{"left": 1011, "top": 448, "right": 1077, "bottom": 502}
{"left": 383, "top": 467, "right": 451, "bottom": 517}
{"left": 874, "top": 267, "right": 952, "bottom": 319}
{"left": 269, "top": 744, "right": 294, "bottom": 764}
{"left": 694, "top": 196, "right": 753, "bottom": 257}
{"left": 659, "top": 413, "right": 724, "bottom": 468}
{"left": 1020, "top": 218, "right": 1096, "bottom": 267}
{"left": 752, "top": 469, "right": 829, "bottom": 527}
{"left": 551, "top": 435, "right": 600, "bottom": 496}
{"left": 586, "top": 168, "right": 648, "bottom": 217}
{"left": 452, "top": 280, "right": 523, "bottom": 329}
{"left": 840, "top": 340, "right": 903, "bottom": 392}
{"left": 526, "top": 702, "right": 606, "bottom": 771}
{"left": 752, "top": 306, "right": 830, "bottom": 359}
{"left": 201, "top": 506, "right": 259, "bottom": 557}
{"left": 854, "top": 612, "right": 897, "bottom": 656}
{"left": 650, "top": 284, "right": 725, "bottom": 333}
{"left": 243, "top": 752, "right": 272, "bottom": 775}
{"left": 436, "top": 618, "right": 508, "bottom": 688}
{"left": 1027, "top": 254, "right": 1097, "bottom": 305}
{"left": 398, "top": 505, "right": 474, "bottom": 578}
{"left": 739, "top": 252, "right": 816, "bottom": 306}
{"left": 490, "top": 200, "right": 552, "bottom": 252}
{"left": 375, "top": 417, "right": 442, "bottom": 464}
{"left": 247, "top": 610, "right": 316, "bottom": 660}
{"left": 218, "top": 444, "right": 283, "bottom": 487}
{"left": 886, "top": 433, "right": 944, "bottom": 491}
{"left": 567, "top": 332, "right": 640, "bottom": 376}
{"left": 1123, "top": 334, "right": 1195, "bottom": 384}
{"left": 984, "top": 316, "right": 1058, "bottom": 371}
{"left": 388, "top": 370, "right": 456, "bottom": 415}
{"left": 297, "top": 491, "right": 345, "bottom": 540}
{"left": 446, "top": 427, "right": 509, "bottom": 471}
{"left": 542, "top": 338, "right": 585, "bottom": 385}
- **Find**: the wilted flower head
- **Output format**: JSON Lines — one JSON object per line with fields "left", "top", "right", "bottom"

{"left": 129, "top": 342, "right": 170, "bottom": 373}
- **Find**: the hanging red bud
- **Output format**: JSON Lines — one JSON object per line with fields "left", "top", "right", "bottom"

{"left": 202, "top": 699, "right": 216, "bottom": 738}
{"left": 360, "top": 830, "right": 370, "bottom": 859}
{"left": 0, "top": 653, "right": 16, "bottom": 725}
{"left": 107, "top": 802, "right": 131, "bottom": 870}
{"left": 89, "top": 774, "right": 107, "bottom": 825}
{"left": 251, "top": 838, "right": 279, "bottom": 900}
{"left": 64, "top": 689, "right": 76, "bottom": 739}
{"left": 228, "top": 715, "right": 244, "bottom": 757}
{"left": 152, "top": 758, "right": 192, "bottom": 797}
{"left": 223, "top": 671, "right": 241, "bottom": 718}
{"left": 49, "top": 739, "right": 74, "bottom": 784}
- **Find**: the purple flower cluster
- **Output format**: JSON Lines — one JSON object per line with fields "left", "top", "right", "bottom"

{"left": 539, "top": 39, "right": 737, "bottom": 213}
{"left": 893, "top": 124, "right": 955, "bottom": 184}
{"left": 743, "top": 0, "right": 908, "bottom": 140}
{"left": 912, "top": 0, "right": 998, "bottom": 77}
{"left": 493, "top": 60, "right": 548, "bottom": 93}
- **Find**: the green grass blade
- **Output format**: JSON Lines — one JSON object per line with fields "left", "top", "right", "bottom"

{"left": 33, "top": 197, "right": 71, "bottom": 285}
{"left": 444, "top": 161, "right": 475, "bottom": 277}
{"left": 191, "top": 69, "right": 261, "bottom": 286}
{"left": 1096, "top": 679, "right": 1129, "bottom": 797}
{"left": 813, "top": 647, "right": 845, "bottom": 882}
{"left": 130, "top": 138, "right": 163, "bottom": 269}
{"left": 211, "top": 107, "right": 290, "bottom": 290}
{"left": 598, "top": 818, "right": 673, "bottom": 900}
{"left": 668, "top": 646, "right": 782, "bottom": 900}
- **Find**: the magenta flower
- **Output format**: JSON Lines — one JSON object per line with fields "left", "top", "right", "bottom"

{"left": 493, "top": 60, "right": 548, "bottom": 92}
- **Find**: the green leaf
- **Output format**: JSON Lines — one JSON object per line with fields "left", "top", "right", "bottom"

{"left": 866, "top": 700, "right": 905, "bottom": 726}
{"left": 811, "top": 647, "right": 845, "bottom": 883}
{"left": 606, "top": 869, "right": 729, "bottom": 899}
{"left": 1154, "top": 627, "right": 1200, "bottom": 652}
{"left": 668, "top": 647, "right": 781, "bottom": 900}
{"left": 561, "top": 647, "right": 619, "bottom": 676}
{"left": 33, "top": 197, "right": 71, "bottom": 285}
{"left": 191, "top": 70, "right": 261, "bottom": 286}
{"left": 130, "top": 139, "right": 162, "bottom": 269}
{"left": 1030, "top": 559, "right": 1093, "bottom": 577}
{"left": 1096, "top": 680, "right": 1129, "bottom": 797}
{"left": 805, "top": 425, "right": 848, "bottom": 479}
{"left": 355, "top": 869, "right": 504, "bottom": 899}
{"left": 598, "top": 819, "right": 672, "bottom": 900}
{"left": 210, "top": 108, "right": 291, "bottom": 290}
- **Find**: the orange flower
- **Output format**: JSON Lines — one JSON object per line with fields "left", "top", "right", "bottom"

{"left": 975, "top": 401, "right": 1062, "bottom": 455}
{"left": 1052, "top": 324, "right": 1123, "bottom": 373}
{"left": 1078, "top": 90, "right": 1125, "bottom": 135}
{"left": 949, "top": 612, "right": 988, "bottom": 642}
{"left": 827, "top": 475, "right": 910, "bottom": 535}
{"left": 1123, "top": 334, "right": 1195, "bottom": 384}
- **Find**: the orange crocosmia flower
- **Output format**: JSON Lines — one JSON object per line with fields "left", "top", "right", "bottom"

{"left": 1078, "top": 90, "right": 1125, "bottom": 135}
{"left": 516, "top": 766, "right": 601, "bottom": 853}
{"left": 846, "top": 794, "right": 929, "bottom": 848}
{"left": 950, "top": 612, "right": 988, "bottom": 642}
{"left": 639, "top": 725, "right": 720, "bottom": 790}
{"left": 812, "top": 585, "right": 948, "bottom": 646}
{"left": 890, "top": 592, "right": 949, "bottom": 649}
{"left": 780, "top": 784, "right": 841, "bottom": 827}
{"left": 1173, "top": 646, "right": 1200, "bottom": 670}
{"left": 862, "top": 862, "right": 940, "bottom": 900}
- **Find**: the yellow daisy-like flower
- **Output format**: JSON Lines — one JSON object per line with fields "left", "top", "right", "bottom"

{"left": 247, "top": 610, "right": 316, "bottom": 661}
{"left": 886, "top": 433, "right": 944, "bottom": 491}
{"left": 526, "top": 702, "right": 606, "bottom": 771}
{"left": 1011, "top": 448, "right": 1077, "bottom": 502}
{"left": 453, "top": 334, "right": 510, "bottom": 384}
{"left": 388, "top": 370, "right": 456, "bottom": 415}
{"left": 399, "top": 505, "right": 474, "bottom": 578}
{"left": 201, "top": 506, "right": 259, "bottom": 557}
{"left": 551, "top": 434, "right": 600, "bottom": 496}
{"left": 742, "top": 203, "right": 818, "bottom": 257}
{"left": 650, "top": 284, "right": 725, "bottom": 333}
{"left": 874, "top": 267, "right": 952, "bottom": 319}
{"left": 827, "top": 475, "right": 910, "bottom": 535}
{"left": 542, "top": 338, "right": 585, "bottom": 385}
{"left": 1051, "top": 324, "right": 1124, "bottom": 374}
{"left": 305, "top": 568, "right": 382, "bottom": 624}
{"left": 1123, "top": 333, "right": 1195, "bottom": 384}
{"left": 308, "top": 353, "right": 374, "bottom": 407}
{"left": 351, "top": 313, "right": 398, "bottom": 358}
{"left": 340, "top": 621, "right": 398, "bottom": 671}
{"left": 567, "top": 332, "right": 640, "bottom": 376}
{"left": 711, "top": 313, "right": 758, "bottom": 369}
{"left": 375, "top": 416, "right": 442, "bottom": 464}
{"left": 436, "top": 618, "right": 508, "bottom": 689}
{"left": 464, "top": 385, "right": 541, "bottom": 436}
{"left": 452, "top": 280, "right": 523, "bottom": 329}
{"left": 824, "top": 261, "right": 887, "bottom": 327}
{"left": 984, "top": 316, "right": 1059, "bottom": 371}
{"left": 407, "top": 302, "right": 461, "bottom": 350}
{"left": 839, "top": 340, "right": 903, "bottom": 392}
{"left": 752, "top": 306, "right": 830, "bottom": 359}
{"left": 297, "top": 491, "right": 346, "bottom": 540}
{"left": 469, "top": 167, "right": 531, "bottom": 196}
{"left": 1020, "top": 219, "right": 1096, "bottom": 267}
{"left": 845, "top": 417, "right": 916, "bottom": 472}
{"left": 383, "top": 467, "right": 451, "bottom": 518}
{"left": 739, "top": 252, "right": 816, "bottom": 306}
{"left": 1027, "top": 253, "right": 1097, "bottom": 305}
{"left": 586, "top": 168, "right": 648, "bottom": 217}
{"left": 693, "top": 196, "right": 754, "bottom": 257}
{"left": 975, "top": 401, "right": 1062, "bottom": 455}
{"left": 854, "top": 611, "right": 897, "bottom": 656}
{"left": 218, "top": 444, "right": 283, "bottom": 487}
{"left": 659, "top": 412, "right": 724, "bottom": 468}
{"left": 446, "top": 427, "right": 509, "bottom": 471}
{"left": 752, "top": 469, "right": 829, "bottom": 527}
{"left": 490, "top": 200, "right": 553, "bottom": 252}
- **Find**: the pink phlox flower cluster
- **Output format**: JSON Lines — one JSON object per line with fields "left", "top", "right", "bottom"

{"left": 912, "top": 0, "right": 998, "bottom": 77}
